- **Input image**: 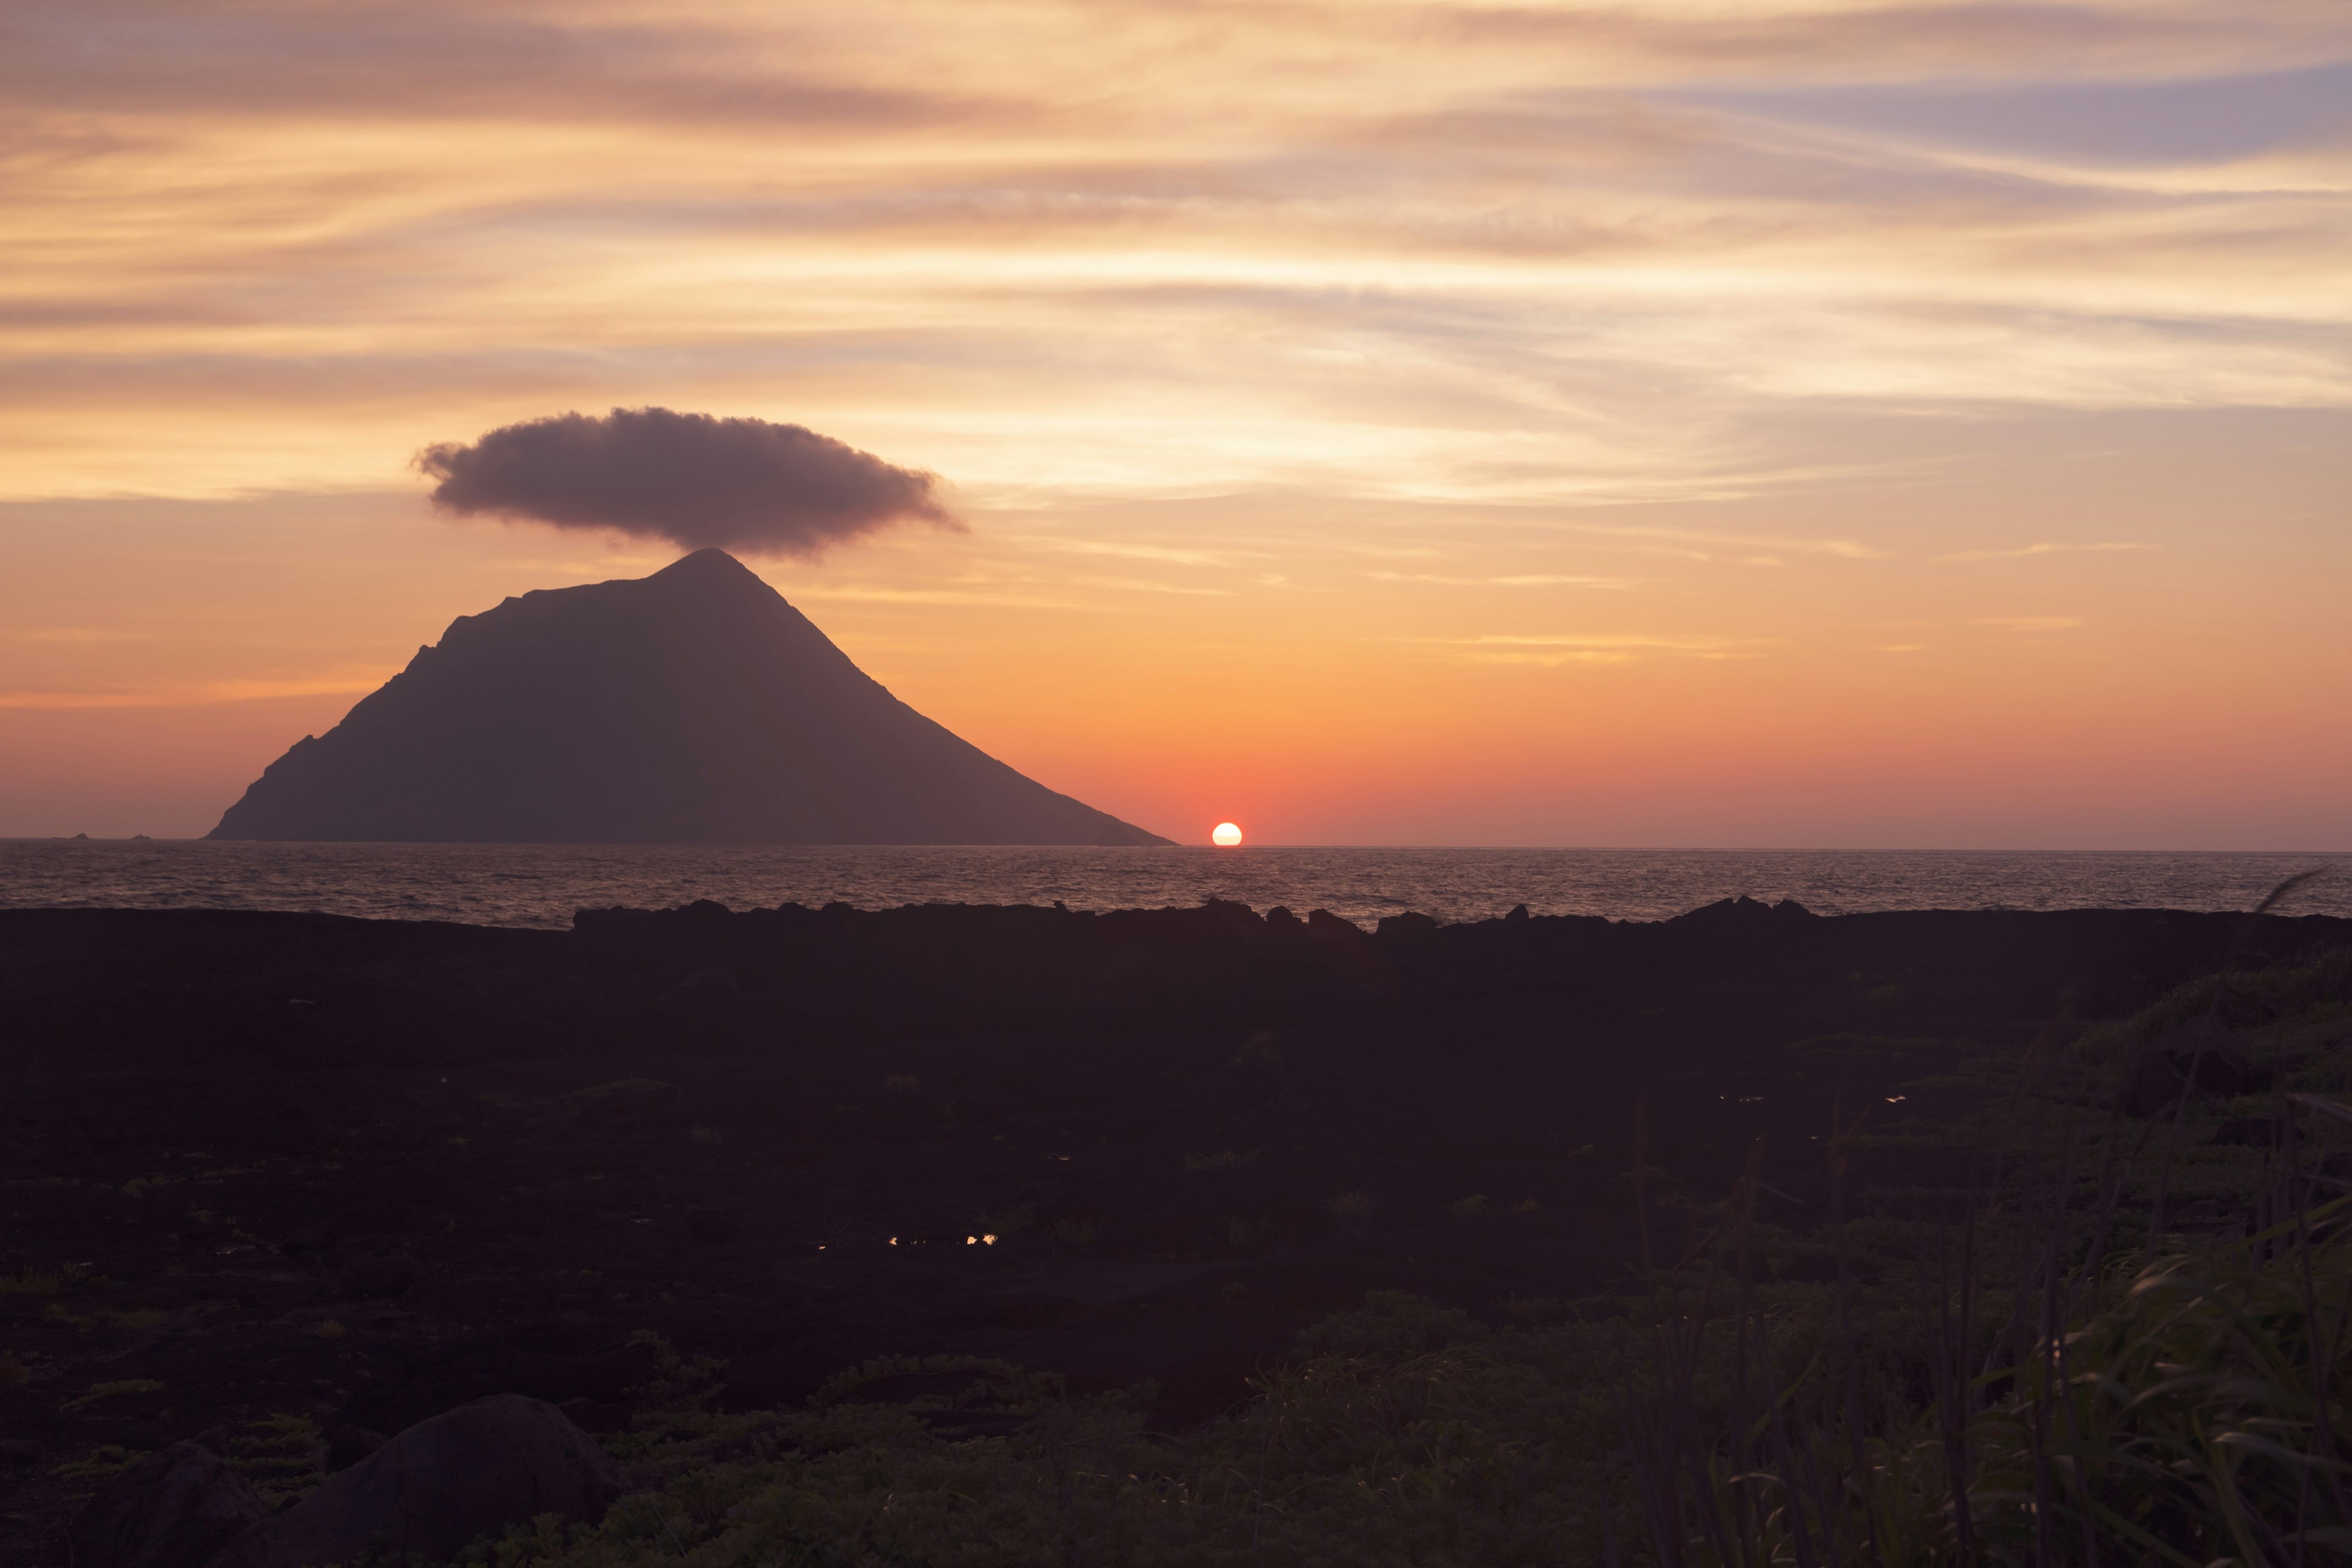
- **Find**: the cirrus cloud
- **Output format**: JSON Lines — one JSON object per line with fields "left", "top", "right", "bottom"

{"left": 416, "top": 407, "right": 959, "bottom": 557}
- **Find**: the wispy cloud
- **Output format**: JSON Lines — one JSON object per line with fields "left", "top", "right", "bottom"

{"left": 4, "top": 627, "right": 157, "bottom": 644}
{"left": 1366, "top": 571, "right": 1633, "bottom": 588}
{"left": 1024, "top": 538, "right": 1253, "bottom": 567}
{"left": 788, "top": 585, "right": 1084, "bottom": 611}
{"left": 0, "top": 672, "right": 381, "bottom": 709}
{"left": 1430, "top": 631, "right": 1774, "bottom": 665}
{"left": 7, "top": 1, "right": 2348, "bottom": 508}
{"left": 1937, "top": 541, "right": 2150, "bottom": 562}
{"left": 1967, "top": 616, "right": 2087, "bottom": 630}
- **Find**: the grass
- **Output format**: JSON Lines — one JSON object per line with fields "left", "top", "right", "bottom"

{"left": 442, "top": 908, "right": 2352, "bottom": 1566}
{"left": 471, "top": 1155, "right": 2352, "bottom": 1566}
{"left": 50, "top": 1444, "right": 156, "bottom": 1481}
{"left": 0, "top": 1261, "right": 94, "bottom": 1295}
{"left": 60, "top": 1378, "right": 164, "bottom": 1411}
{"left": 227, "top": 1412, "right": 328, "bottom": 1507}
{"left": 1613, "top": 1145, "right": 2352, "bottom": 1566}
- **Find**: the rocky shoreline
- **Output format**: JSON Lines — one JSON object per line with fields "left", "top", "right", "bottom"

{"left": 4, "top": 897, "right": 2344, "bottom": 1563}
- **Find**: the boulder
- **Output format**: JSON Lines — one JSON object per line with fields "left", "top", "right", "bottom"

{"left": 322, "top": 1425, "right": 386, "bottom": 1474}
{"left": 335, "top": 1333, "right": 661, "bottom": 1436}
{"left": 337, "top": 1248, "right": 417, "bottom": 1300}
{"left": 66, "top": 1439, "right": 266, "bottom": 1568}
{"left": 2212, "top": 1117, "right": 2286, "bottom": 1148}
{"left": 2119, "top": 1016, "right": 2255, "bottom": 1118}
{"left": 1306, "top": 909, "right": 1370, "bottom": 948}
{"left": 1376, "top": 911, "right": 1439, "bottom": 940}
{"left": 210, "top": 1396, "right": 624, "bottom": 1568}
{"left": 1675, "top": 895, "right": 1774, "bottom": 923}
{"left": 655, "top": 967, "right": 739, "bottom": 1011}
{"left": 557, "top": 1398, "right": 631, "bottom": 1436}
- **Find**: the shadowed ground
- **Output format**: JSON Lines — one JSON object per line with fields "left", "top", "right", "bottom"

{"left": 1, "top": 897, "right": 2343, "bottom": 1559}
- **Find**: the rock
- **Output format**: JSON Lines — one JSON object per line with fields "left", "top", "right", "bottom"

{"left": 1202, "top": 899, "right": 1262, "bottom": 939}
{"left": 685, "top": 1207, "right": 741, "bottom": 1244}
{"left": 1505, "top": 904, "right": 1529, "bottom": 923}
{"left": 334, "top": 1333, "right": 662, "bottom": 1436}
{"left": 111, "top": 1422, "right": 170, "bottom": 1453}
{"left": 1305, "top": 909, "right": 1370, "bottom": 946}
{"left": 556, "top": 1398, "right": 630, "bottom": 1435}
{"left": 0, "top": 1438, "right": 39, "bottom": 1467}
{"left": 1675, "top": 895, "right": 1774, "bottom": 923}
{"left": 2119, "top": 1016, "right": 2253, "bottom": 1118}
{"left": 2117, "top": 1052, "right": 2183, "bottom": 1118}
{"left": 338, "top": 1249, "right": 417, "bottom": 1300}
{"left": 211, "top": 1396, "right": 624, "bottom": 1568}
{"left": 65, "top": 1439, "right": 266, "bottom": 1568}
{"left": 276, "top": 1226, "right": 337, "bottom": 1262}
{"left": 1375, "top": 912, "right": 1439, "bottom": 940}
{"left": 656, "top": 967, "right": 739, "bottom": 1011}
{"left": 323, "top": 1425, "right": 386, "bottom": 1474}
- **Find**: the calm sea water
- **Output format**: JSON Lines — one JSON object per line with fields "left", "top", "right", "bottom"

{"left": 0, "top": 840, "right": 2344, "bottom": 930}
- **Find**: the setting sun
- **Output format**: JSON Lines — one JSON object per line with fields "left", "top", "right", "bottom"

{"left": 1212, "top": 822, "right": 1243, "bottom": 847}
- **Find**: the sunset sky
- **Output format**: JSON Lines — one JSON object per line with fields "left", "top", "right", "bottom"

{"left": 4, "top": 0, "right": 2347, "bottom": 846}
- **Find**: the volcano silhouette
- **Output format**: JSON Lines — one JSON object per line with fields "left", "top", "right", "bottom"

{"left": 209, "top": 549, "right": 1172, "bottom": 845}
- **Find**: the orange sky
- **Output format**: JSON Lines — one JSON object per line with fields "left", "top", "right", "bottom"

{"left": 3, "top": 1, "right": 2348, "bottom": 846}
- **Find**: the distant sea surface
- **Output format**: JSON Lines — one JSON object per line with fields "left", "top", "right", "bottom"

{"left": 1, "top": 840, "right": 2345, "bottom": 930}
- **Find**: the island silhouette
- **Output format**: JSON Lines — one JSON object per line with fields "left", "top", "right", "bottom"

{"left": 209, "top": 548, "right": 1170, "bottom": 844}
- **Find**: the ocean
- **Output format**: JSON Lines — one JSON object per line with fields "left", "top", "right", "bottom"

{"left": 0, "top": 839, "right": 2344, "bottom": 930}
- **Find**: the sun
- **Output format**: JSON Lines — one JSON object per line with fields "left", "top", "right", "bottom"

{"left": 1211, "top": 822, "right": 1243, "bottom": 847}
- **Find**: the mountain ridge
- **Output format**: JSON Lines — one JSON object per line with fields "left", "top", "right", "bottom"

{"left": 209, "top": 549, "right": 1172, "bottom": 845}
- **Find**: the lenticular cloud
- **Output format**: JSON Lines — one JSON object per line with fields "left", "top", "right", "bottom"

{"left": 417, "top": 407, "right": 957, "bottom": 557}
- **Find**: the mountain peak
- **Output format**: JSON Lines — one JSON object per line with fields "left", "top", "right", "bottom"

{"left": 652, "top": 546, "right": 755, "bottom": 578}
{"left": 644, "top": 548, "right": 771, "bottom": 595}
{"left": 208, "top": 558, "right": 1170, "bottom": 846}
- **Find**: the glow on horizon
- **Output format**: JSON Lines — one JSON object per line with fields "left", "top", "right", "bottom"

{"left": 0, "top": 1, "right": 2346, "bottom": 846}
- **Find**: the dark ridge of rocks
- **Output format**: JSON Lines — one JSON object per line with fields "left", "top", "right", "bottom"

{"left": 207, "top": 548, "right": 1170, "bottom": 846}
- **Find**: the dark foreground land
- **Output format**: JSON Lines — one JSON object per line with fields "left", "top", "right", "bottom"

{"left": 3, "top": 896, "right": 2348, "bottom": 1561}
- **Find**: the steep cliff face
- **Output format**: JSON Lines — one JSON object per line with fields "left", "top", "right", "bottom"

{"left": 209, "top": 549, "right": 1170, "bottom": 845}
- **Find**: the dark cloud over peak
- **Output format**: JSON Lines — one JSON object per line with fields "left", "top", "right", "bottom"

{"left": 416, "top": 407, "right": 958, "bottom": 557}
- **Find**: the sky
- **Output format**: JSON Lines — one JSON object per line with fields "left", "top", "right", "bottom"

{"left": 2, "top": 0, "right": 2347, "bottom": 848}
